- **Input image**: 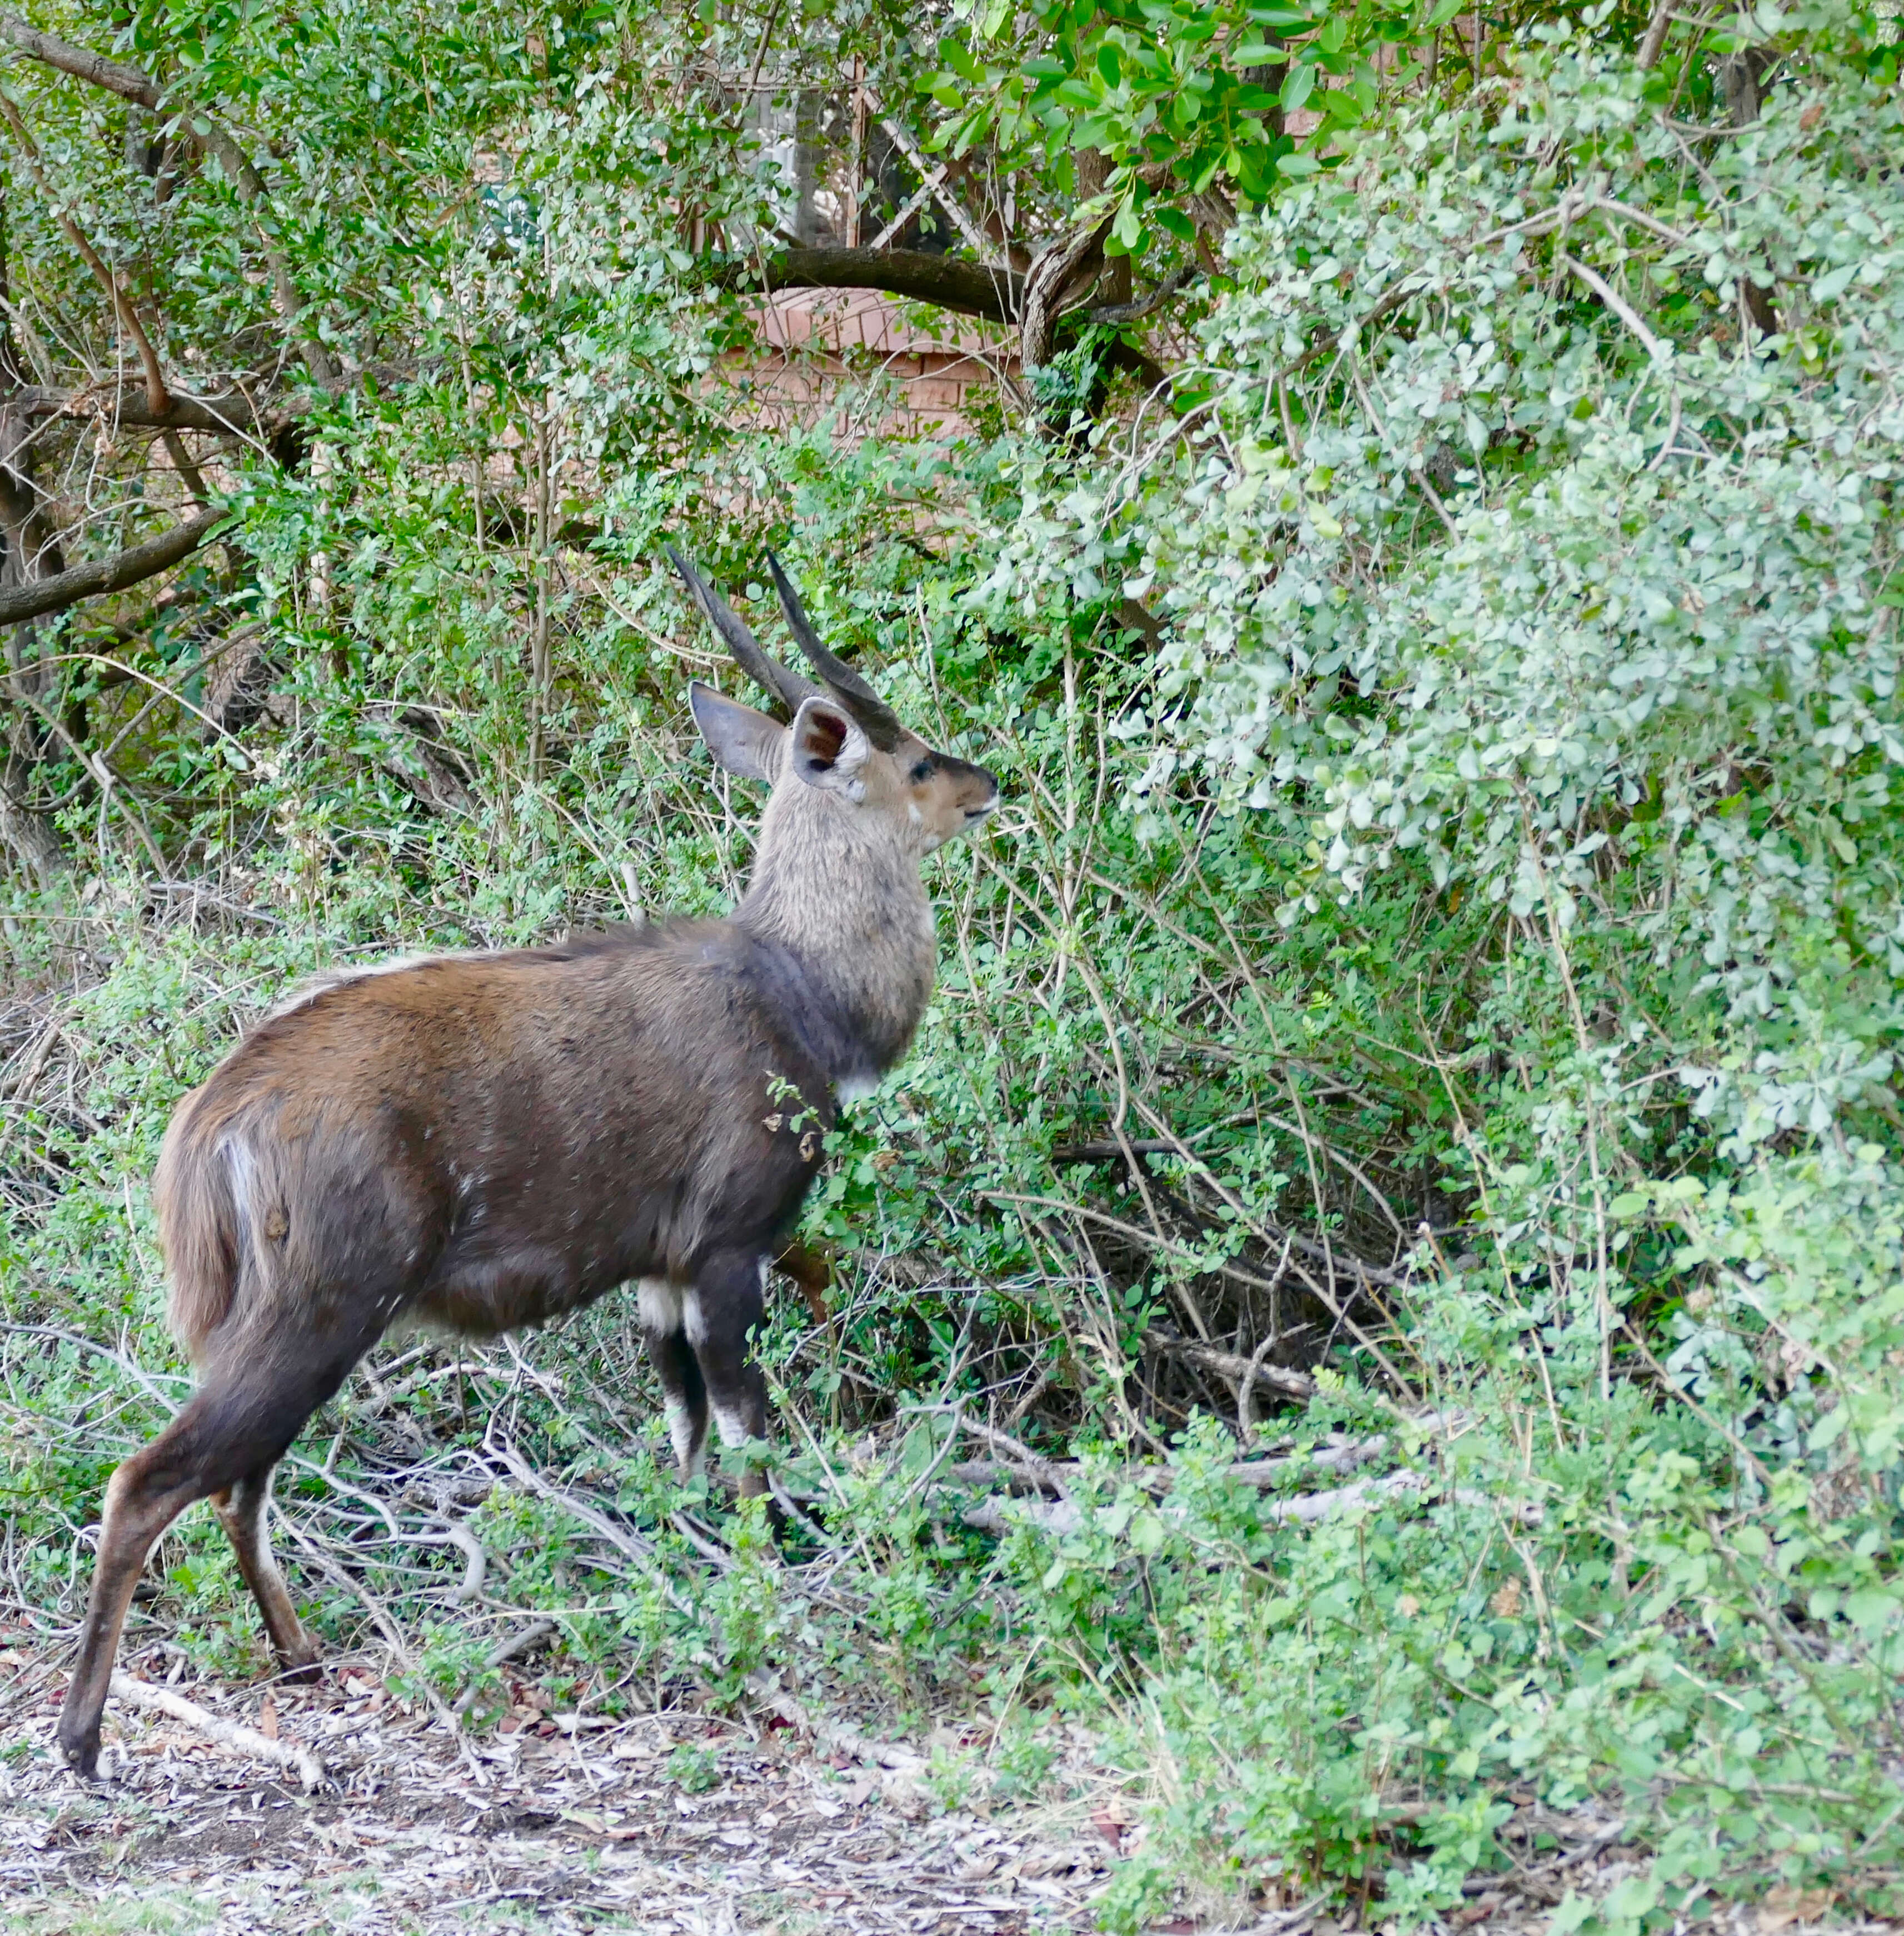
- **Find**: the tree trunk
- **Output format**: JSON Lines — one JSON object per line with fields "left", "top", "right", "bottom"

{"left": 1723, "top": 50, "right": 1779, "bottom": 340}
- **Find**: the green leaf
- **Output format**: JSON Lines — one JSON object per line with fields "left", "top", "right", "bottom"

{"left": 1811, "top": 262, "right": 1857, "bottom": 302}
{"left": 1845, "top": 1588, "right": 1900, "bottom": 1633}
{"left": 944, "top": 38, "right": 986, "bottom": 82}
{"left": 1546, "top": 1893, "right": 1596, "bottom": 1936}
{"left": 1279, "top": 62, "right": 1314, "bottom": 112}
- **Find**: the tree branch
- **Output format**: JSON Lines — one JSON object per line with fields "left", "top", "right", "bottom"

{"left": 1021, "top": 217, "right": 1112, "bottom": 370}
{"left": 0, "top": 507, "right": 223, "bottom": 627}
{"left": 1637, "top": 0, "right": 1674, "bottom": 70}
{"left": 0, "top": 12, "right": 336, "bottom": 383}
{"left": 1558, "top": 252, "right": 1671, "bottom": 362}
{"left": 715, "top": 246, "right": 1166, "bottom": 395}
{"left": 12, "top": 382, "right": 284, "bottom": 441}
{"left": 715, "top": 246, "right": 1024, "bottom": 325}
{"left": 0, "top": 13, "right": 156, "bottom": 105}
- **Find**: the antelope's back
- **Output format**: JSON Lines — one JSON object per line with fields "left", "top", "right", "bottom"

{"left": 157, "top": 923, "right": 828, "bottom": 1352}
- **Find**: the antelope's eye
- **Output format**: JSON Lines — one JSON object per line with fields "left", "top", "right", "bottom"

{"left": 909, "top": 758, "right": 936, "bottom": 785}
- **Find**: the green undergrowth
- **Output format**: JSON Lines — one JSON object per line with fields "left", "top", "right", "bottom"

{"left": 6, "top": 875, "right": 1903, "bottom": 1934}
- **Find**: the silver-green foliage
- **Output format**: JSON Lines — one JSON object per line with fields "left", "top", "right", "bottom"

{"left": 988, "top": 11, "right": 1903, "bottom": 1152}
{"left": 972, "top": 11, "right": 1904, "bottom": 1927}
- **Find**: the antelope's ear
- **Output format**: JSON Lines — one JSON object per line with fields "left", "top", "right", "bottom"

{"left": 788, "top": 695, "right": 873, "bottom": 801}
{"left": 690, "top": 682, "right": 784, "bottom": 784}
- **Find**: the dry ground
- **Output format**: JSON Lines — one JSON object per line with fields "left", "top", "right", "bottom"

{"left": 1, "top": 1642, "right": 1120, "bottom": 1936}
{"left": 1, "top": 1644, "right": 1883, "bottom": 1936}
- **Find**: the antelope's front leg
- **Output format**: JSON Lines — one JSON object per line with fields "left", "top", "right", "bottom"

{"left": 687, "top": 1250, "right": 772, "bottom": 1500}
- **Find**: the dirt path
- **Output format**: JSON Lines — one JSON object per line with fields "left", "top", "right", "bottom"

{"left": 6, "top": 1649, "right": 1876, "bottom": 1934}
{"left": 1, "top": 1650, "right": 1115, "bottom": 1935}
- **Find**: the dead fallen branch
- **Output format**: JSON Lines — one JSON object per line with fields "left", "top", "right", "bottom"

{"left": 745, "top": 1670, "right": 924, "bottom": 1772}
{"left": 940, "top": 1434, "right": 1387, "bottom": 1503}
{"left": 1145, "top": 1329, "right": 1315, "bottom": 1400}
{"left": 107, "top": 1671, "right": 324, "bottom": 1789}
{"left": 451, "top": 1619, "right": 557, "bottom": 1718}
{"left": 957, "top": 1463, "right": 1543, "bottom": 1538}
{"left": 911, "top": 1405, "right": 1071, "bottom": 1495}
{"left": 943, "top": 1457, "right": 1060, "bottom": 1494}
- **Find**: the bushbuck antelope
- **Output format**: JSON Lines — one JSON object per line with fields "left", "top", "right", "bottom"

{"left": 56, "top": 551, "right": 998, "bottom": 1779}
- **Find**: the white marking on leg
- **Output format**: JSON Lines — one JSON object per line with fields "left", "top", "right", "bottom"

{"left": 637, "top": 1278, "right": 682, "bottom": 1334}
{"left": 712, "top": 1401, "right": 756, "bottom": 1450}
{"left": 682, "top": 1288, "right": 710, "bottom": 1348}
{"left": 664, "top": 1396, "right": 705, "bottom": 1475}
{"left": 835, "top": 1072, "right": 879, "bottom": 1104}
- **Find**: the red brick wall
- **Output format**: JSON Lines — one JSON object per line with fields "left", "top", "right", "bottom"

{"left": 731, "top": 289, "right": 1016, "bottom": 438}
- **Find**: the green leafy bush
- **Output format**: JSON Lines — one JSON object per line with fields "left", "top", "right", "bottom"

{"left": 962, "top": 7, "right": 1904, "bottom": 1923}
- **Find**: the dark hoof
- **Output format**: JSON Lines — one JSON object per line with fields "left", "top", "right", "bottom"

{"left": 58, "top": 1726, "right": 103, "bottom": 1781}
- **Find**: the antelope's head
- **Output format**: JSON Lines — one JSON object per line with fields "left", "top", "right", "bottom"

{"left": 669, "top": 548, "right": 999, "bottom": 858}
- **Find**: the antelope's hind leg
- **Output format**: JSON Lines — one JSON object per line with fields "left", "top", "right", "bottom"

{"left": 645, "top": 1318, "right": 709, "bottom": 1481}
{"left": 57, "top": 1337, "right": 365, "bottom": 1779}
{"left": 213, "top": 1465, "right": 317, "bottom": 1681}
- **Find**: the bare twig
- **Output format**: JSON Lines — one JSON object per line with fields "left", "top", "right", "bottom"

{"left": 450, "top": 1619, "right": 556, "bottom": 1718}
{"left": 106, "top": 1671, "right": 324, "bottom": 1789}
{"left": 1558, "top": 252, "right": 1671, "bottom": 362}
{"left": 482, "top": 1435, "right": 694, "bottom": 1614}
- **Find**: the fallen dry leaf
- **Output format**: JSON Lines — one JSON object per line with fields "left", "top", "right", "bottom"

{"left": 1760, "top": 1884, "right": 1837, "bottom": 1931}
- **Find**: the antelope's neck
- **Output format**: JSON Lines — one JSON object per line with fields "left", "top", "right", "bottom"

{"left": 736, "top": 796, "right": 938, "bottom": 1092}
